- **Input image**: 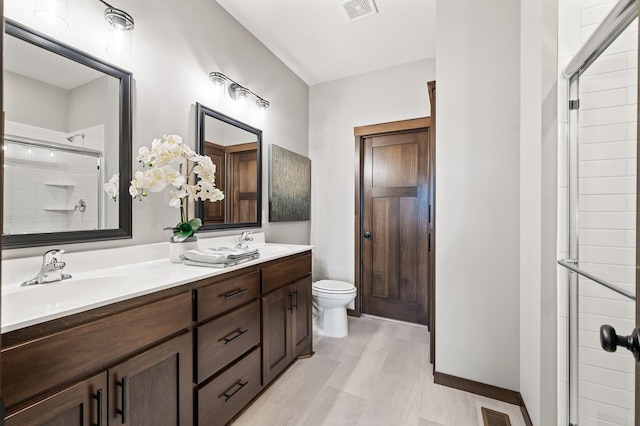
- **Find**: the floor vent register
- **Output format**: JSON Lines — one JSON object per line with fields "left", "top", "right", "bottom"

{"left": 481, "top": 407, "right": 512, "bottom": 426}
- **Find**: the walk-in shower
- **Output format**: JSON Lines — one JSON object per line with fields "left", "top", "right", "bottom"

{"left": 559, "top": 0, "right": 638, "bottom": 425}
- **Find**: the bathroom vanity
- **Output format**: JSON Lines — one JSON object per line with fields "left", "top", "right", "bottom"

{"left": 1, "top": 237, "right": 312, "bottom": 425}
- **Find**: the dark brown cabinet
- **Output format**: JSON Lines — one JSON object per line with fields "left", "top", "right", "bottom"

{"left": 3, "top": 250, "right": 312, "bottom": 426}
{"left": 6, "top": 333, "right": 192, "bottom": 426}
{"left": 194, "top": 272, "right": 263, "bottom": 426}
{"left": 5, "top": 372, "right": 107, "bottom": 426}
{"left": 292, "top": 276, "right": 313, "bottom": 359}
{"left": 262, "top": 285, "right": 293, "bottom": 384}
{"left": 196, "top": 348, "right": 261, "bottom": 426}
{"left": 261, "top": 256, "right": 313, "bottom": 386}
{"left": 261, "top": 277, "right": 312, "bottom": 384}
{"left": 109, "top": 332, "right": 192, "bottom": 426}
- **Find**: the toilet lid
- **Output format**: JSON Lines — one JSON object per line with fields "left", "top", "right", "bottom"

{"left": 313, "top": 280, "right": 355, "bottom": 294}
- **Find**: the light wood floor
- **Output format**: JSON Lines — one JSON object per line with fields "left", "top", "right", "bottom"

{"left": 233, "top": 316, "right": 526, "bottom": 426}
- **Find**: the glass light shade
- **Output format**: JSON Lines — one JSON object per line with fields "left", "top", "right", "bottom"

{"left": 106, "top": 26, "right": 132, "bottom": 56}
{"left": 34, "top": 0, "right": 69, "bottom": 29}
{"left": 234, "top": 86, "right": 250, "bottom": 99}
{"left": 209, "top": 72, "right": 227, "bottom": 86}
{"left": 256, "top": 98, "right": 270, "bottom": 110}
{"left": 105, "top": 7, "right": 134, "bottom": 57}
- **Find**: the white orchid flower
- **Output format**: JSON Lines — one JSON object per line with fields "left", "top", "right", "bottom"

{"left": 137, "top": 146, "right": 153, "bottom": 163}
{"left": 161, "top": 165, "right": 186, "bottom": 188}
{"left": 131, "top": 134, "right": 223, "bottom": 240}
{"left": 103, "top": 173, "right": 119, "bottom": 201}
{"left": 169, "top": 189, "right": 187, "bottom": 208}
{"left": 143, "top": 167, "right": 168, "bottom": 193}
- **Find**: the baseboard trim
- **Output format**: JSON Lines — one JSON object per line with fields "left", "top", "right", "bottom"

{"left": 434, "top": 371, "right": 533, "bottom": 426}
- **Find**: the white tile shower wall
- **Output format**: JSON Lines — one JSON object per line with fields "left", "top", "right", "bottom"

{"left": 3, "top": 157, "right": 99, "bottom": 234}
{"left": 564, "top": 2, "right": 637, "bottom": 424}
{"left": 67, "top": 158, "right": 99, "bottom": 231}
{"left": 4, "top": 160, "right": 68, "bottom": 233}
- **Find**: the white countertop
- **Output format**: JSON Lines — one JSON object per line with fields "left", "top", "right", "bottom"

{"left": 1, "top": 233, "right": 313, "bottom": 333}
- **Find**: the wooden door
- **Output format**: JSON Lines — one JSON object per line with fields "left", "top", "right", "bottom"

{"left": 109, "top": 332, "right": 192, "bottom": 426}
{"left": 362, "top": 128, "right": 430, "bottom": 324}
{"left": 292, "top": 276, "right": 312, "bottom": 358}
{"left": 5, "top": 372, "right": 107, "bottom": 426}
{"left": 203, "top": 142, "right": 226, "bottom": 224}
{"left": 228, "top": 145, "right": 257, "bottom": 223}
{"left": 261, "top": 285, "right": 292, "bottom": 385}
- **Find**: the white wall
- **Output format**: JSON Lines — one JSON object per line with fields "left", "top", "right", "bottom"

{"left": 520, "top": 0, "right": 559, "bottom": 423}
{"left": 308, "top": 58, "right": 434, "bottom": 282}
{"left": 4, "top": 0, "right": 310, "bottom": 258}
{"left": 435, "top": 0, "right": 521, "bottom": 392}
{"left": 4, "top": 71, "right": 69, "bottom": 131}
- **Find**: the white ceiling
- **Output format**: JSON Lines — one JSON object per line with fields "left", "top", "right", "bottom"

{"left": 4, "top": 34, "right": 104, "bottom": 91}
{"left": 215, "top": 0, "right": 436, "bottom": 86}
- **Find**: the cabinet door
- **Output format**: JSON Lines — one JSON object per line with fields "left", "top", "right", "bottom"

{"left": 261, "top": 285, "right": 292, "bottom": 385}
{"left": 292, "top": 276, "right": 313, "bottom": 358}
{"left": 109, "top": 332, "right": 192, "bottom": 426}
{"left": 6, "top": 372, "right": 107, "bottom": 426}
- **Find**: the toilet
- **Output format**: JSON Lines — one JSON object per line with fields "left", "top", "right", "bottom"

{"left": 312, "top": 280, "right": 357, "bottom": 338}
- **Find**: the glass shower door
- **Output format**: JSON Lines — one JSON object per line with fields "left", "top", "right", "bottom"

{"left": 560, "top": 1, "right": 638, "bottom": 424}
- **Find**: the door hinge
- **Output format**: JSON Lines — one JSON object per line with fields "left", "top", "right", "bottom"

{"left": 569, "top": 99, "right": 580, "bottom": 110}
{"left": 428, "top": 205, "right": 431, "bottom": 223}
{"left": 428, "top": 233, "right": 431, "bottom": 251}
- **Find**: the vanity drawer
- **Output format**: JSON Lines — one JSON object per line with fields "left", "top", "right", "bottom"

{"left": 196, "top": 271, "right": 260, "bottom": 321}
{"left": 196, "top": 299, "right": 260, "bottom": 383}
{"left": 197, "top": 347, "right": 261, "bottom": 426}
{"left": 261, "top": 253, "right": 311, "bottom": 294}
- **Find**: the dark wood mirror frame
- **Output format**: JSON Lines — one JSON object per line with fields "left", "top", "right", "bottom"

{"left": 2, "top": 19, "right": 132, "bottom": 248}
{"left": 195, "top": 103, "right": 262, "bottom": 231}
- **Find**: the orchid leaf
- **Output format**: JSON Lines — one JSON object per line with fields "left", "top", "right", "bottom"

{"left": 188, "top": 218, "right": 202, "bottom": 233}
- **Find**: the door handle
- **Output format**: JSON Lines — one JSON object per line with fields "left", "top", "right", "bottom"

{"left": 116, "top": 376, "right": 127, "bottom": 424}
{"left": 364, "top": 232, "right": 371, "bottom": 239}
{"left": 600, "top": 325, "right": 640, "bottom": 361}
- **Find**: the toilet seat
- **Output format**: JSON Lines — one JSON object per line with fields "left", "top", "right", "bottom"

{"left": 312, "top": 280, "right": 356, "bottom": 294}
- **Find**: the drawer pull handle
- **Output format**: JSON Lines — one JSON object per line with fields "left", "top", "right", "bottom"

{"left": 223, "top": 381, "right": 248, "bottom": 402}
{"left": 223, "top": 288, "right": 248, "bottom": 300}
{"left": 288, "top": 291, "right": 293, "bottom": 312}
{"left": 93, "top": 389, "right": 103, "bottom": 426}
{"left": 293, "top": 289, "right": 298, "bottom": 310}
{"left": 222, "top": 329, "right": 248, "bottom": 344}
{"left": 117, "top": 377, "right": 127, "bottom": 424}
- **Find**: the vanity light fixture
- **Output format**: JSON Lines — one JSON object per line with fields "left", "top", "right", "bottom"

{"left": 209, "top": 72, "right": 227, "bottom": 86}
{"left": 209, "top": 72, "right": 270, "bottom": 110}
{"left": 256, "top": 98, "right": 270, "bottom": 110}
{"left": 34, "top": 0, "right": 70, "bottom": 29}
{"left": 98, "top": 0, "right": 135, "bottom": 56}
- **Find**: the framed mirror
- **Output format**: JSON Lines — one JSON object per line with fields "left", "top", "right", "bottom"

{"left": 2, "top": 19, "right": 132, "bottom": 248}
{"left": 195, "top": 103, "right": 262, "bottom": 231}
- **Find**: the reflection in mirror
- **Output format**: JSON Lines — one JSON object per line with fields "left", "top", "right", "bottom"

{"left": 2, "top": 19, "right": 132, "bottom": 248}
{"left": 195, "top": 103, "right": 262, "bottom": 231}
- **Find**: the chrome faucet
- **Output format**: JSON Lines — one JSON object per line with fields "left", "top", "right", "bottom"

{"left": 21, "top": 249, "right": 72, "bottom": 286}
{"left": 236, "top": 231, "right": 254, "bottom": 249}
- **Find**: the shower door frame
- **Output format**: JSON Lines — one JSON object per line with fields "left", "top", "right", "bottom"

{"left": 561, "top": 0, "right": 640, "bottom": 424}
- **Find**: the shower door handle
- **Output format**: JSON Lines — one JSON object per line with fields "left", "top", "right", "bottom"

{"left": 600, "top": 325, "right": 640, "bottom": 361}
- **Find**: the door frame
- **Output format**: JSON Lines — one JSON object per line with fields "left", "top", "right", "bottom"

{"left": 353, "top": 117, "right": 434, "bottom": 324}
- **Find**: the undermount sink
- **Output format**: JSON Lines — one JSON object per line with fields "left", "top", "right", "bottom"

{"left": 4, "top": 275, "right": 134, "bottom": 307}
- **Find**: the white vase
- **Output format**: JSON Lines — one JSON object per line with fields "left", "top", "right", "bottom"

{"left": 169, "top": 236, "right": 198, "bottom": 263}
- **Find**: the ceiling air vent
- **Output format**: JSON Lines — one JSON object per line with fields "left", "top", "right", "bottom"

{"left": 339, "top": 0, "right": 378, "bottom": 23}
